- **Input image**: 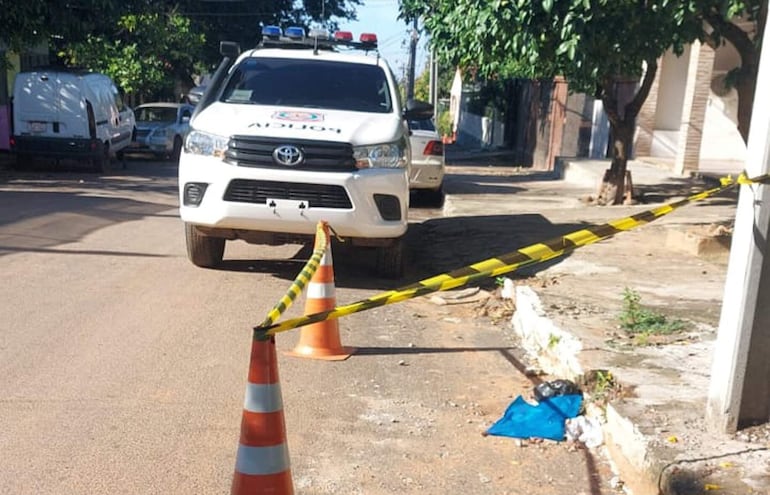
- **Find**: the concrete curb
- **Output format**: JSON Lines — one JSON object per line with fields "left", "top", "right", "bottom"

{"left": 511, "top": 284, "right": 770, "bottom": 495}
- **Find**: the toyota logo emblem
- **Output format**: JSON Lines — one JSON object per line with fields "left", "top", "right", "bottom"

{"left": 273, "top": 145, "right": 303, "bottom": 166}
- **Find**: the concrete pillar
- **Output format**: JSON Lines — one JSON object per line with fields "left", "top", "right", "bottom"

{"left": 706, "top": 27, "right": 770, "bottom": 433}
{"left": 674, "top": 41, "right": 715, "bottom": 175}
{"left": 634, "top": 58, "right": 662, "bottom": 157}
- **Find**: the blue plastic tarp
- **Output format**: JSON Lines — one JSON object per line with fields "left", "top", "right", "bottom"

{"left": 485, "top": 394, "right": 583, "bottom": 441}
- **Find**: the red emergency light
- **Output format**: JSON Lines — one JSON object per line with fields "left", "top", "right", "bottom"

{"left": 334, "top": 31, "right": 353, "bottom": 41}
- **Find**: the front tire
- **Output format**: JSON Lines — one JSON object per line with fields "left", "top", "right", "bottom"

{"left": 375, "top": 238, "right": 404, "bottom": 279}
{"left": 91, "top": 144, "right": 109, "bottom": 173}
{"left": 185, "top": 223, "right": 225, "bottom": 268}
{"left": 427, "top": 186, "right": 445, "bottom": 207}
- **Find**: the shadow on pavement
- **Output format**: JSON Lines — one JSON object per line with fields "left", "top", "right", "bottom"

{"left": 221, "top": 213, "right": 588, "bottom": 292}
{"left": 635, "top": 176, "right": 739, "bottom": 205}
{"left": 0, "top": 190, "right": 176, "bottom": 257}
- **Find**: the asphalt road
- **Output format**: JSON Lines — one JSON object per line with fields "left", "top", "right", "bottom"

{"left": 0, "top": 157, "right": 618, "bottom": 494}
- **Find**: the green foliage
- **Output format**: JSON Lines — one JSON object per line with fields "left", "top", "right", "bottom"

{"left": 436, "top": 110, "right": 453, "bottom": 137}
{"left": 412, "top": 60, "right": 454, "bottom": 103}
{"left": 400, "top": 0, "right": 765, "bottom": 201}
{"left": 589, "top": 369, "right": 617, "bottom": 403}
{"left": 402, "top": 0, "right": 706, "bottom": 94}
{"left": 2, "top": 0, "right": 362, "bottom": 99}
{"left": 414, "top": 67, "right": 431, "bottom": 102}
{"left": 619, "top": 288, "right": 686, "bottom": 336}
{"left": 62, "top": 13, "right": 206, "bottom": 99}
{"left": 547, "top": 333, "right": 561, "bottom": 349}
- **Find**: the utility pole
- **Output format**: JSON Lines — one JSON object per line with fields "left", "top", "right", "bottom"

{"left": 706, "top": 25, "right": 770, "bottom": 433}
{"left": 429, "top": 48, "right": 438, "bottom": 121}
{"left": 405, "top": 17, "right": 418, "bottom": 100}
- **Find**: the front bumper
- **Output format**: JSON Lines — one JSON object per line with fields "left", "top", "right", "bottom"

{"left": 178, "top": 153, "right": 409, "bottom": 240}
{"left": 127, "top": 136, "right": 170, "bottom": 154}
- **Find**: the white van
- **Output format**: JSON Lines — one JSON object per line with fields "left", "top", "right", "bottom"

{"left": 11, "top": 69, "right": 135, "bottom": 172}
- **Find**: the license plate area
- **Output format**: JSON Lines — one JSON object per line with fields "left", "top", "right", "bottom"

{"left": 266, "top": 198, "right": 310, "bottom": 212}
{"left": 28, "top": 121, "right": 46, "bottom": 133}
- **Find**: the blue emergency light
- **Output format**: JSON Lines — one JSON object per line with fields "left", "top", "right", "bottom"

{"left": 262, "top": 25, "right": 282, "bottom": 38}
{"left": 285, "top": 27, "right": 305, "bottom": 39}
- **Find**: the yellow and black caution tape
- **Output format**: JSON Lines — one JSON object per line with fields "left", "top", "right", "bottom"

{"left": 256, "top": 172, "right": 768, "bottom": 336}
{"left": 257, "top": 221, "right": 330, "bottom": 329}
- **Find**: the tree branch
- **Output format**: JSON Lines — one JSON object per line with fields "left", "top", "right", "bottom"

{"left": 600, "top": 77, "right": 620, "bottom": 127}
{"left": 624, "top": 58, "right": 658, "bottom": 121}
{"left": 704, "top": 11, "right": 756, "bottom": 68}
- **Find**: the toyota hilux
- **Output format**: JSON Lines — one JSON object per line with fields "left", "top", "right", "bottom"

{"left": 178, "top": 28, "right": 432, "bottom": 278}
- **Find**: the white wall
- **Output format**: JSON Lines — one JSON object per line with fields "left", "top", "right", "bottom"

{"left": 655, "top": 47, "right": 691, "bottom": 130}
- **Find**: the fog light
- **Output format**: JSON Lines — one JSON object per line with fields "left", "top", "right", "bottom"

{"left": 373, "top": 194, "right": 401, "bottom": 221}
{"left": 184, "top": 182, "right": 208, "bottom": 206}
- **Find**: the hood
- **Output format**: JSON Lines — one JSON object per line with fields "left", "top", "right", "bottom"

{"left": 191, "top": 103, "right": 405, "bottom": 145}
{"left": 136, "top": 121, "right": 171, "bottom": 131}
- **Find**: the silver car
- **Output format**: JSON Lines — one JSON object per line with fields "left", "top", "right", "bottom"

{"left": 128, "top": 103, "right": 194, "bottom": 161}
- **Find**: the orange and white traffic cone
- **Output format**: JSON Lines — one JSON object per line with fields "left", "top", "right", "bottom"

{"left": 231, "top": 336, "right": 294, "bottom": 495}
{"left": 287, "top": 227, "right": 354, "bottom": 360}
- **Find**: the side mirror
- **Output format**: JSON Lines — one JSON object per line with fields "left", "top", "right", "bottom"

{"left": 220, "top": 41, "right": 241, "bottom": 58}
{"left": 403, "top": 99, "right": 434, "bottom": 120}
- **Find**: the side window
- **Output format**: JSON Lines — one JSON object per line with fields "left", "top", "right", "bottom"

{"left": 111, "top": 85, "right": 125, "bottom": 112}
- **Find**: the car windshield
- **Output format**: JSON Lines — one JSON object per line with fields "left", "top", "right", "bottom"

{"left": 136, "top": 107, "right": 177, "bottom": 122}
{"left": 220, "top": 57, "right": 392, "bottom": 113}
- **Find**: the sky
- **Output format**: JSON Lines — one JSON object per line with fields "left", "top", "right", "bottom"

{"left": 335, "top": 0, "right": 428, "bottom": 79}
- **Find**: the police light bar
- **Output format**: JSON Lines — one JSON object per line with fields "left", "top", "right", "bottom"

{"left": 262, "top": 25, "right": 282, "bottom": 38}
{"left": 258, "top": 27, "right": 379, "bottom": 52}
{"left": 309, "top": 28, "right": 330, "bottom": 40}
{"left": 334, "top": 31, "right": 353, "bottom": 42}
{"left": 285, "top": 26, "right": 305, "bottom": 39}
{"left": 359, "top": 33, "right": 378, "bottom": 45}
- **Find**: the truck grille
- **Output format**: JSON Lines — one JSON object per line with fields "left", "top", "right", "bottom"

{"left": 223, "top": 179, "right": 353, "bottom": 209}
{"left": 226, "top": 136, "right": 356, "bottom": 171}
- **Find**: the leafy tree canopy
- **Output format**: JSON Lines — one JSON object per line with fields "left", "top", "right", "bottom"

{"left": 63, "top": 12, "right": 206, "bottom": 99}
{"left": 401, "top": 0, "right": 703, "bottom": 94}
{"left": 401, "top": 0, "right": 764, "bottom": 204}
{"left": 1, "top": 0, "right": 362, "bottom": 98}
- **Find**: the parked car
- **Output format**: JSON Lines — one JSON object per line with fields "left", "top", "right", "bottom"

{"left": 127, "top": 103, "right": 194, "bottom": 161}
{"left": 11, "top": 69, "right": 135, "bottom": 172}
{"left": 407, "top": 118, "right": 445, "bottom": 205}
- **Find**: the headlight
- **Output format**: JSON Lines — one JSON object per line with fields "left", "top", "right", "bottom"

{"left": 353, "top": 139, "right": 407, "bottom": 169}
{"left": 184, "top": 130, "right": 228, "bottom": 158}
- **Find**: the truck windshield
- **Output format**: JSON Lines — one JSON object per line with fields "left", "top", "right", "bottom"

{"left": 220, "top": 57, "right": 392, "bottom": 113}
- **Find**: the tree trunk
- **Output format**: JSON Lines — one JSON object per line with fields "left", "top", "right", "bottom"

{"left": 594, "top": 60, "right": 658, "bottom": 205}
{"left": 596, "top": 122, "right": 635, "bottom": 205}
{"left": 704, "top": 7, "right": 766, "bottom": 144}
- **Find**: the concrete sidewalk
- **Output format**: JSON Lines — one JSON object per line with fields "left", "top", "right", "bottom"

{"left": 440, "top": 157, "right": 769, "bottom": 494}
{"left": 519, "top": 160, "right": 768, "bottom": 495}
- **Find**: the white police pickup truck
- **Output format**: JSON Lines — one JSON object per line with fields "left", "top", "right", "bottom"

{"left": 179, "top": 27, "right": 433, "bottom": 278}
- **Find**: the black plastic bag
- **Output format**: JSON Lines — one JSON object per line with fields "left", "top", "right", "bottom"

{"left": 533, "top": 379, "right": 581, "bottom": 401}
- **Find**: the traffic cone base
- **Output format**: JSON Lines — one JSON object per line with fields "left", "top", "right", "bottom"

{"left": 287, "top": 242, "right": 355, "bottom": 360}
{"left": 232, "top": 337, "right": 294, "bottom": 494}
{"left": 285, "top": 341, "right": 355, "bottom": 360}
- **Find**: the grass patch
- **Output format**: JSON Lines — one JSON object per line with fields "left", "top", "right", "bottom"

{"left": 619, "top": 288, "right": 687, "bottom": 338}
